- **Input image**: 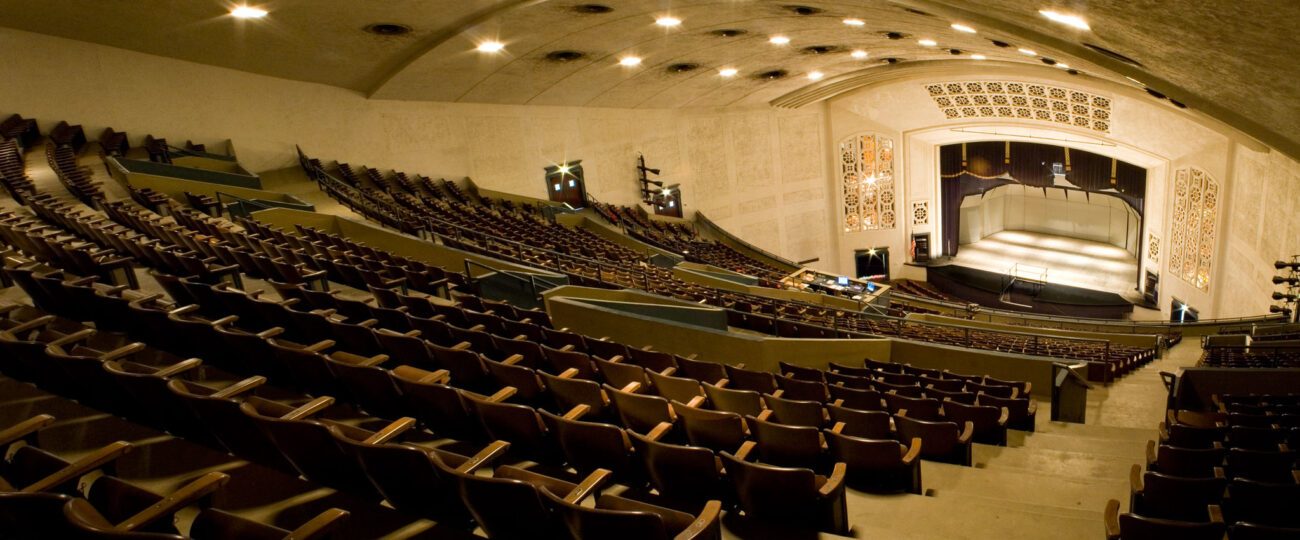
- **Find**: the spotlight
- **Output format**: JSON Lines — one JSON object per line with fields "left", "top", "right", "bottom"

{"left": 1273, "top": 276, "right": 1299, "bottom": 285}
{"left": 477, "top": 41, "right": 506, "bottom": 53}
{"left": 1272, "top": 292, "right": 1297, "bottom": 301}
{"left": 1274, "top": 260, "right": 1300, "bottom": 270}
{"left": 230, "top": 5, "right": 268, "bottom": 18}
{"left": 645, "top": 179, "right": 664, "bottom": 187}
{"left": 1270, "top": 305, "right": 1293, "bottom": 315}
{"left": 639, "top": 165, "right": 661, "bottom": 175}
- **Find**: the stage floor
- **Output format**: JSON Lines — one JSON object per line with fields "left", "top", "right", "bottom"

{"left": 952, "top": 231, "right": 1139, "bottom": 296}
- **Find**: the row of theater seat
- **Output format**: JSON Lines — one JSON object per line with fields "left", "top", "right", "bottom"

{"left": 1200, "top": 346, "right": 1300, "bottom": 369}
{"left": 1103, "top": 398, "right": 1299, "bottom": 540}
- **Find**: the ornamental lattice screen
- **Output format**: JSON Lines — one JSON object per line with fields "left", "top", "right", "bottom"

{"left": 1167, "top": 167, "right": 1218, "bottom": 290}
{"left": 840, "top": 133, "right": 896, "bottom": 232}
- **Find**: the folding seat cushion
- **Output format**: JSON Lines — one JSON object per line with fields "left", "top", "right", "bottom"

{"left": 824, "top": 430, "right": 922, "bottom": 494}
{"left": 628, "top": 429, "right": 731, "bottom": 512}
{"left": 1103, "top": 499, "right": 1226, "bottom": 540}
{"left": 672, "top": 401, "right": 749, "bottom": 453}
{"left": 539, "top": 482, "right": 722, "bottom": 540}
{"left": 702, "top": 384, "right": 766, "bottom": 418}
{"left": 1129, "top": 464, "right": 1226, "bottom": 522}
{"left": 893, "top": 414, "right": 974, "bottom": 466}
{"left": 941, "top": 401, "right": 1009, "bottom": 446}
{"left": 720, "top": 445, "right": 848, "bottom": 535}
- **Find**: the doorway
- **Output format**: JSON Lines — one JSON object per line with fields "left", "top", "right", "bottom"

{"left": 544, "top": 161, "right": 586, "bottom": 208}
{"left": 1171, "top": 297, "right": 1198, "bottom": 323}
{"left": 855, "top": 247, "right": 889, "bottom": 281}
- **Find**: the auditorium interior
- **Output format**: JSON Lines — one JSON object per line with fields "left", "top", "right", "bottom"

{"left": 1, "top": 1, "right": 1299, "bottom": 539}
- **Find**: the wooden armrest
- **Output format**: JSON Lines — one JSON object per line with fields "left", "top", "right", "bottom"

{"left": 957, "top": 421, "right": 974, "bottom": 444}
{"left": 559, "top": 344, "right": 575, "bottom": 352}
{"left": 283, "top": 508, "right": 349, "bottom": 540}
{"left": 46, "top": 328, "right": 97, "bottom": 348}
{"left": 99, "top": 342, "right": 148, "bottom": 362}
{"left": 686, "top": 395, "right": 706, "bottom": 408}
{"left": 1009, "top": 388, "right": 1020, "bottom": 399}
{"left": 756, "top": 409, "right": 774, "bottom": 422}
{"left": 829, "top": 422, "right": 846, "bottom": 435}
{"left": 771, "top": 389, "right": 785, "bottom": 399}
{"left": 1129, "top": 464, "right": 1143, "bottom": 494}
{"left": 167, "top": 304, "right": 200, "bottom": 316}
{"left": 488, "top": 386, "right": 517, "bottom": 402}
{"left": 357, "top": 319, "right": 378, "bottom": 328}
{"left": 1145, "top": 440, "right": 1156, "bottom": 467}
{"left": 454, "top": 440, "right": 511, "bottom": 474}
{"left": 901, "top": 438, "right": 922, "bottom": 465}
{"left": 564, "top": 404, "right": 591, "bottom": 420}
{"left": 0, "top": 414, "right": 56, "bottom": 447}
{"left": 660, "top": 367, "right": 677, "bottom": 377}
{"left": 1103, "top": 499, "right": 1121, "bottom": 540}
{"left": 211, "top": 376, "right": 266, "bottom": 399}
{"left": 734, "top": 440, "right": 757, "bottom": 461}
{"left": 607, "top": 355, "right": 624, "bottom": 364}
{"left": 818, "top": 462, "right": 846, "bottom": 497}
{"left": 1021, "top": 383, "right": 1032, "bottom": 395}
{"left": 256, "top": 327, "right": 285, "bottom": 339}
{"left": 304, "top": 339, "right": 335, "bottom": 353}
{"left": 114, "top": 472, "right": 230, "bottom": 531}
{"left": 419, "top": 369, "right": 451, "bottom": 384}
{"left": 282, "top": 397, "right": 335, "bottom": 421}
{"left": 363, "top": 417, "right": 417, "bottom": 445}
{"left": 714, "top": 379, "right": 729, "bottom": 389}
{"left": 1207, "top": 504, "right": 1223, "bottom": 524}
{"left": 501, "top": 354, "right": 525, "bottom": 366}
{"left": 621, "top": 381, "right": 641, "bottom": 393}
{"left": 996, "top": 407, "right": 1009, "bottom": 426}
{"left": 451, "top": 341, "right": 473, "bottom": 351}
{"left": 558, "top": 368, "right": 580, "bottom": 379}
{"left": 468, "top": 324, "right": 486, "bottom": 332}
{"left": 678, "top": 500, "right": 721, "bottom": 540}
{"left": 1026, "top": 400, "right": 1038, "bottom": 414}
{"left": 210, "top": 315, "right": 239, "bottom": 327}
{"left": 646, "top": 422, "right": 674, "bottom": 442}
{"left": 5, "top": 315, "right": 58, "bottom": 335}
{"left": 563, "top": 469, "right": 613, "bottom": 504}
{"left": 357, "top": 354, "right": 389, "bottom": 367}
{"left": 23, "top": 441, "right": 133, "bottom": 493}
{"left": 151, "top": 358, "right": 203, "bottom": 378}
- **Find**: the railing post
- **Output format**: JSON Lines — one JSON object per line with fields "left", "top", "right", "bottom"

{"left": 965, "top": 326, "right": 971, "bottom": 346}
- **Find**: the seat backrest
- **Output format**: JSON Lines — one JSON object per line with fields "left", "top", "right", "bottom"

{"left": 389, "top": 370, "right": 481, "bottom": 439}
{"left": 539, "top": 486, "right": 670, "bottom": 540}
{"left": 824, "top": 430, "right": 905, "bottom": 471}
{"left": 627, "top": 348, "right": 678, "bottom": 373}
{"left": 828, "top": 385, "right": 884, "bottom": 411}
{"left": 628, "top": 430, "right": 724, "bottom": 508}
{"left": 238, "top": 401, "right": 378, "bottom": 497}
{"left": 454, "top": 467, "right": 567, "bottom": 540}
{"left": 719, "top": 452, "right": 823, "bottom": 530}
{"left": 675, "top": 356, "right": 727, "bottom": 384}
{"left": 723, "top": 365, "right": 778, "bottom": 394}
{"left": 166, "top": 381, "right": 294, "bottom": 471}
{"left": 540, "top": 345, "right": 597, "bottom": 379}
{"left": 327, "top": 427, "right": 468, "bottom": 523}
{"left": 539, "top": 371, "right": 610, "bottom": 419}
{"left": 672, "top": 401, "right": 748, "bottom": 453}
{"left": 463, "top": 394, "right": 552, "bottom": 458}
{"left": 703, "top": 384, "right": 765, "bottom": 417}
{"left": 538, "top": 409, "right": 638, "bottom": 479}
{"left": 894, "top": 415, "right": 960, "bottom": 455}
{"left": 1154, "top": 445, "right": 1225, "bottom": 478}
{"left": 778, "top": 361, "right": 826, "bottom": 383}
{"left": 1139, "top": 471, "right": 1226, "bottom": 522}
{"left": 825, "top": 371, "right": 875, "bottom": 390}
{"left": 777, "top": 376, "right": 830, "bottom": 403}
{"left": 1227, "top": 478, "right": 1300, "bottom": 527}
{"left": 826, "top": 405, "right": 892, "bottom": 439}
{"left": 883, "top": 393, "right": 942, "bottom": 420}
{"left": 1226, "top": 448, "right": 1297, "bottom": 483}
{"left": 1117, "top": 512, "right": 1226, "bottom": 540}
{"left": 594, "top": 356, "right": 651, "bottom": 389}
{"left": 325, "top": 353, "right": 407, "bottom": 420}
{"left": 605, "top": 384, "right": 675, "bottom": 434}
{"left": 764, "top": 394, "right": 826, "bottom": 428}
{"left": 747, "top": 416, "right": 824, "bottom": 470}
{"left": 647, "top": 370, "right": 704, "bottom": 404}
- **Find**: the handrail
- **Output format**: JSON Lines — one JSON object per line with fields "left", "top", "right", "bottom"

{"left": 463, "top": 258, "right": 554, "bottom": 301}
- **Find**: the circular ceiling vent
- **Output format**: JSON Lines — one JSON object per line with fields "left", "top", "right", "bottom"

{"left": 1146, "top": 88, "right": 1167, "bottom": 99}
{"left": 783, "top": 5, "right": 823, "bottom": 15}
{"left": 801, "top": 45, "right": 842, "bottom": 55}
{"left": 755, "top": 69, "right": 789, "bottom": 80}
{"left": 1040, "top": 57, "right": 1057, "bottom": 65}
{"left": 902, "top": 7, "right": 931, "bottom": 16}
{"left": 882, "top": 31, "right": 908, "bottom": 40}
{"left": 365, "top": 23, "right": 412, "bottom": 36}
{"left": 711, "top": 29, "right": 747, "bottom": 37}
{"left": 990, "top": 40, "right": 1011, "bottom": 48}
{"left": 545, "top": 50, "right": 586, "bottom": 62}
{"left": 949, "top": 49, "right": 963, "bottom": 55}
{"left": 1083, "top": 43, "right": 1144, "bottom": 67}
{"left": 882, "top": 57, "right": 902, "bottom": 64}
{"left": 667, "top": 63, "right": 700, "bottom": 73}
{"left": 572, "top": 4, "right": 613, "bottom": 14}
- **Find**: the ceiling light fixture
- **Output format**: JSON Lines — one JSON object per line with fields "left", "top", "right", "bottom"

{"left": 843, "top": 18, "right": 865, "bottom": 26}
{"left": 655, "top": 16, "right": 681, "bottom": 27}
{"left": 970, "top": 54, "right": 986, "bottom": 60}
{"left": 230, "top": 5, "right": 268, "bottom": 18}
{"left": 719, "top": 67, "right": 738, "bottom": 77}
{"left": 1018, "top": 48, "right": 1037, "bottom": 55}
{"left": 619, "top": 56, "right": 642, "bottom": 66}
{"left": 770, "top": 36, "right": 790, "bottom": 44}
{"left": 850, "top": 50, "right": 868, "bottom": 58}
{"left": 918, "top": 39, "right": 937, "bottom": 46}
{"left": 477, "top": 41, "right": 505, "bottom": 53}
{"left": 1038, "top": 10, "right": 1090, "bottom": 31}
{"left": 808, "top": 71, "right": 824, "bottom": 80}
{"left": 1056, "top": 62, "right": 1070, "bottom": 69}
{"left": 950, "top": 23, "right": 976, "bottom": 33}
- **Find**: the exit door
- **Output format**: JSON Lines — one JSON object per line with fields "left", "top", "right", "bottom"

{"left": 544, "top": 161, "right": 586, "bottom": 208}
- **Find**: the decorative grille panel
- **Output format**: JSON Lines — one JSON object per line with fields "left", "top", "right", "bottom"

{"left": 1167, "top": 167, "right": 1218, "bottom": 290}
{"left": 840, "top": 133, "right": 896, "bottom": 232}
{"left": 925, "top": 81, "right": 1111, "bottom": 133}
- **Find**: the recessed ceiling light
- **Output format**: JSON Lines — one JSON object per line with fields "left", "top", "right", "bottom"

{"left": 1055, "top": 63, "right": 1070, "bottom": 69}
{"left": 843, "top": 18, "right": 865, "bottom": 26}
{"left": 918, "top": 39, "right": 937, "bottom": 46}
{"left": 1038, "top": 10, "right": 1090, "bottom": 31}
{"left": 1125, "top": 76, "right": 1143, "bottom": 84}
{"left": 230, "top": 5, "right": 267, "bottom": 18}
{"left": 655, "top": 16, "right": 681, "bottom": 27}
{"left": 770, "top": 36, "right": 790, "bottom": 44}
{"left": 619, "top": 56, "right": 642, "bottom": 66}
{"left": 719, "top": 67, "right": 738, "bottom": 77}
{"left": 808, "top": 71, "right": 824, "bottom": 80}
{"left": 1018, "top": 48, "right": 1037, "bottom": 55}
{"left": 970, "top": 54, "right": 986, "bottom": 60}
{"left": 951, "top": 23, "right": 976, "bottom": 33}
{"left": 477, "top": 41, "right": 505, "bottom": 53}
{"left": 850, "top": 50, "right": 868, "bottom": 58}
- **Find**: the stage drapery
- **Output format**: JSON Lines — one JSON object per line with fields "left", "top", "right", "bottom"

{"left": 938, "top": 141, "right": 1147, "bottom": 257}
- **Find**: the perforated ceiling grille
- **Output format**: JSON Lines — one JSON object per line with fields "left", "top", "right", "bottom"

{"left": 924, "top": 81, "right": 1111, "bottom": 133}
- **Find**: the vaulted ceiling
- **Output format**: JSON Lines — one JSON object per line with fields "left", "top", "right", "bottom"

{"left": 4, "top": 1, "right": 1299, "bottom": 158}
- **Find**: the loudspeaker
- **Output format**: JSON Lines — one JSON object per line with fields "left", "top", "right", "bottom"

{"left": 912, "top": 233, "right": 931, "bottom": 263}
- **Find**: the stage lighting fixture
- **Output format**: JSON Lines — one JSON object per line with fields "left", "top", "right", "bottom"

{"left": 1050, "top": 162, "right": 1066, "bottom": 175}
{"left": 1272, "top": 292, "right": 1297, "bottom": 301}
{"left": 1274, "top": 260, "right": 1300, "bottom": 269}
{"left": 1270, "top": 305, "right": 1292, "bottom": 315}
{"left": 639, "top": 165, "right": 661, "bottom": 175}
{"left": 645, "top": 179, "right": 663, "bottom": 187}
{"left": 1272, "top": 276, "right": 1299, "bottom": 285}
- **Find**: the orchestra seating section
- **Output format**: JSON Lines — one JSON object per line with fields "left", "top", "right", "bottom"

{"left": 1105, "top": 393, "right": 1299, "bottom": 539}
{"left": 0, "top": 177, "right": 1058, "bottom": 537}
{"left": 893, "top": 280, "right": 959, "bottom": 303}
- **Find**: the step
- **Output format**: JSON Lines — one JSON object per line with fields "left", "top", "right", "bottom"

{"left": 924, "top": 460, "right": 1126, "bottom": 513}
{"left": 1008, "top": 431, "right": 1149, "bottom": 459}
{"left": 1033, "top": 421, "right": 1155, "bottom": 442}
{"left": 842, "top": 489, "right": 1101, "bottom": 540}
{"left": 973, "top": 445, "right": 1135, "bottom": 480}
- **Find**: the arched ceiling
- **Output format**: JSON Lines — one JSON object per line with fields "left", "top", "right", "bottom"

{"left": 3, "top": 0, "right": 1299, "bottom": 158}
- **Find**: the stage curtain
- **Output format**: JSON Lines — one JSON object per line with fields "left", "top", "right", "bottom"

{"left": 1068, "top": 149, "right": 1113, "bottom": 191}
{"left": 1006, "top": 142, "right": 1063, "bottom": 186}
{"left": 964, "top": 141, "right": 1007, "bottom": 178}
{"left": 941, "top": 175, "right": 963, "bottom": 256}
{"left": 940, "top": 144, "right": 964, "bottom": 177}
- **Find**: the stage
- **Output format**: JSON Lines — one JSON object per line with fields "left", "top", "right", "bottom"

{"left": 950, "top": 230, "right": 1139, "bottom": 297}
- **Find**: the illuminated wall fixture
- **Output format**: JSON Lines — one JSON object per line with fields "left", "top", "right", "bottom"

{"left": 477, "top": 41, "right": 505, "bottom": 53}
{"left": 230, "top": 5, "right": 268, "bottom": 18}
{"left": 950, "top": 23, "right": 976, "bottom": 33}
{"left": 719, "top": 67, "right": 738, "bottom": 77}
{"left": 840, "top": 133, "right": 897, "bottom": 232}
{"left": 1167, "top": 166, "right": 1219, "bottom": 291}
{"left": 769, "top": 36, "right": 790, "bottom": 44}
{"left": 1038, "top": 10, "right": 1091, "bottom": 31}
{"left": 619, "top": 56, "right": 642, "bottom": 66}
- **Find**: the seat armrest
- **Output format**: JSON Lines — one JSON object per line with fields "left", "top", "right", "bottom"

{"left": 488, "top": 386, "right": 518, "bottom": 402}
{"left": 211, "top": 376, "right": 267, "bottom": 399}
{"left": 564, "top": 404, "right": 591, "bottom": 420}
{"left": 0, "top": 414, "right": 56, "bottom": 447}
{"left": 363, "top": 417, "right": 417, "bottom": 445}
{"left": 151, "top": 358, "right": 203, "bottom": 378}
{"left": 1129, "top": 464, "right": 1143, "bottom": 495}
{"left": 1207, "top": 504, "right": 1223, "bottom": 524}
{"left": 256, "top": 327, "right": 285, "bottom": 339}
{"left": 282, "top": 396, "right": 335, "bottom": 420}
{"left": 1145, "top": 440, "right": 1156, "bottom": 467}
{"left": 283, "top": 508, "right": 349, "bottom": 540}
{"left": 997, "top": 407, "right": 1010, "bottom": 426}
{"left": 957, "top": 421, "right": 975, "bottom": 444}
{"left": 23, "top": 441, "right": 133, "bottom": 493}
{"left": 114, "top": 472, "right": 230, "bottom": 531}
{"left": 564, "top": 468, "right": 614, "bottom": 504}
{"left": 818, "top": 462, "right": 847, "bottom": 497}
{"left": 901, "top": 438, "right": 922, "bottom": 465}
{"left": 304, "top": 339, "right": 336, "bottom": 353}
{"left": 734, "top": 440, "right": 757, "bottom": 461}
{"left": 675, "top": 500, "right": 722, "bottom": 540}
{"left": 1103, "top": 499, "right": 1121, "bottom": 540}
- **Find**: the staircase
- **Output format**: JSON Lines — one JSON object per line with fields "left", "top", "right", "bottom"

{"left": 806, "top": 339, "right": 1199, "bottom": 540}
